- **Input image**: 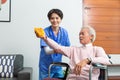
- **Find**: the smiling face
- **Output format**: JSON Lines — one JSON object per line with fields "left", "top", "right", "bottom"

{"left": 79, "top": 28, "right": 93, "bottom": 45}
{"left": 49, "top": 13, "right": 62, "bottom": 28}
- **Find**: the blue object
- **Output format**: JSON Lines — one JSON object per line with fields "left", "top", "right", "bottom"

{"left": 39, "top": 26, "right": 70, "bottom": 80}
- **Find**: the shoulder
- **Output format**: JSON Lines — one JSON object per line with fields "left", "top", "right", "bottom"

{"left": 44, "top": 26, "right": 51, "bottom": 33}
{"left": 60, "top": 27, "right": 69, "bottom": 34}
{"left": 44, "top": 26, "right": 50, "bottom": 31}
{"left": 94, "top": 46, "right": 105, "bottom": 51}
{"left": 60, "top": 27, "right": 68, "bottom": 32}
{"left": 43, "top": 26, "right": 51, "bottom": 36}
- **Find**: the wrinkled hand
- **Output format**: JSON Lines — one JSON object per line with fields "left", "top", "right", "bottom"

{"left": 73, "top": 59, "right": 89, "bottom": 75}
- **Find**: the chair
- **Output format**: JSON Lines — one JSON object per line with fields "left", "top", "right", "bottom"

{"left": 89, "top": 63, "right": 108, "bottom": 80}
{"left": 45, "top": 55, "right": 112, "bottom": 80}
{"left": 0, "top": 54, "right": 33, "bottom": 80}
{"left": 89, "top": 55, "right": 112, "bottom": 80}
{"left": 45, "top": 62, "right": 109, "bottom": 80}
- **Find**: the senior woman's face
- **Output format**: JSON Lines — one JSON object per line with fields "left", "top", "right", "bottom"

{"left": 79, "top": 28, "right": 93, "bottom": 45}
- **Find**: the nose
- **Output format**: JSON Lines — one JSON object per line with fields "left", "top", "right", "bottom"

{"left": 79, "top": 34, "right": 82, "bottom": 37}
{"left": 53, "top": 18, "right": 57, "bottom": 21}
{"left": 79, "top": 35, "right": 82, "bottom": 39}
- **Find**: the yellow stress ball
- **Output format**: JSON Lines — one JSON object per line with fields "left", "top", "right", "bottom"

{"left": 34, "top": 27, "right": 45, "bottom": 37}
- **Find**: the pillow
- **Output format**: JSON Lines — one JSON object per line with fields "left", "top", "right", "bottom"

{"left": 0, "top": 55, "right": 16, "bottom": 78}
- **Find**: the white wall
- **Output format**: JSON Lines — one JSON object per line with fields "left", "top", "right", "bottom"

{"left": 0, "top": 0, "right": 83, "bottom": 80}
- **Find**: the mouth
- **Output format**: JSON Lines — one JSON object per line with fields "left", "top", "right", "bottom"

{"left": 80, "top": 38, "right": 83, "bottom": 40}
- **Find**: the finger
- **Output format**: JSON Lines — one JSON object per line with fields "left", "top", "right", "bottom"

{"left": 76, "top": 66, "right": 81, "bottom": 75}
{"left": 78, "top": 67, "right": 81, "bottom": 75}
{"left": 74, "top": 65, "right": 80, "bottom": 75}
{"left": 73, "top": 66, "right": 77, "bottom": 75}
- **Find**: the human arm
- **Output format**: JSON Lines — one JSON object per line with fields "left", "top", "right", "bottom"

{"left": 44, "top": 46, "right": 64, "bottom": 54}
{"left": 36, "top": 27, "right": 65, "bottom": 55}
{"left": 35, "top": 29, "right": 72, "bottom": 56}
{"left": 44, "top": 46, "right": 54, "bottom": 54}
{"left": 42, "top": 36, "right": 67, "bottom": 55}
{"left": 91, "top": 47, "right": 110, "bottom": 65}
{"left": 73, "top": 47, "right": 110, "bottom": 75}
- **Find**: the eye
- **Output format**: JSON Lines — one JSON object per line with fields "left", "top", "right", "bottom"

{"left": 50, "top": 17, "right": 54, "bottom": 20}
{"left": 80, "top": 32, "right": 84, "bottom": 35}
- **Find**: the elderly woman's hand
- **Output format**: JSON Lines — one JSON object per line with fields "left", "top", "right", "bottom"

{"left": 73, "top": 58, "right": 89, "bottom": 75}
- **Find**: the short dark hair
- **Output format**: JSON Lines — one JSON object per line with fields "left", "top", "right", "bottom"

{"left": 47, "top": 9, "right": 63, "bottom": 20}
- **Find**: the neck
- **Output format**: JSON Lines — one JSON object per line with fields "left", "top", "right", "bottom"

{"left": 52, "top": 26, "right": 59, "bottom": 32}
{"left": 83, "top": 42, "right": 92, "bottom": 46}
{"left": 51, "top": 26, "right": 59, "bottom": 36}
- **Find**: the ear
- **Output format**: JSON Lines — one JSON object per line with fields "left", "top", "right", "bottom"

{"left": 90, "top": 35, "right": 94, "bottom": 41}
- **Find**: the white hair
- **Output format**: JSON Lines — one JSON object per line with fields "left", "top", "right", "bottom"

{"left": 81, "top": 25, "right": 96, "bottom": 42}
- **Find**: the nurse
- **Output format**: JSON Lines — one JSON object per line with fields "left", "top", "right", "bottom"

{"left": 39, "top": 8, "right": 70, "bottom": 80}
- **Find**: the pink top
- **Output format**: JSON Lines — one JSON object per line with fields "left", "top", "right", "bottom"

{"left": 45, "top": 38, "right": 110, "bottom": 80}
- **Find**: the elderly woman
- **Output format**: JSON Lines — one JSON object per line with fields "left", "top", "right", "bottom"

{"left": 35, "top": 26, "right": 110, "bottom": 80}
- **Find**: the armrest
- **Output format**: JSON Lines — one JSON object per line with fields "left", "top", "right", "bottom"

{"left": 50, "top": 62, "right": 69, "bottom": 67}
{"left": 92, "top": 63, "right": 107, "bottom": 69}
{"left": 18, "top": 67, "right": 33, "bottom": 80}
